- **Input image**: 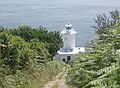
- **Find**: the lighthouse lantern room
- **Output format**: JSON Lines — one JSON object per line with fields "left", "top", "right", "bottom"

{"left": 54, "top": 22, "right": 85, "bottom": 62}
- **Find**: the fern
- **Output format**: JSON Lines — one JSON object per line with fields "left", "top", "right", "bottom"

{"left": 97, "top": 63, "right": 117, "bottom": 76}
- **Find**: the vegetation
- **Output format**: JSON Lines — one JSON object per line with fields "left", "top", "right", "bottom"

{"left": 66, "top": 10, "right": 120, "bottom": 88}
{"left": 1, "top": 9, "right": 120, "bottom": 88}
{"left": 52, "top": 81, "right": 59, "bottom": 88}
{"left": 0, "top": 26, "right": 64, "bottom": 88}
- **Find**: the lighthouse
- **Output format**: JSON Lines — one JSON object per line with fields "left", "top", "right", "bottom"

{"left": 54, "top": 22, "right": 85, "bottom": 62}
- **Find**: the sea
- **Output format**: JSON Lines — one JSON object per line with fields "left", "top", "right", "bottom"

{"left": 0, "top": 0, "right": 120, "bottom": 46}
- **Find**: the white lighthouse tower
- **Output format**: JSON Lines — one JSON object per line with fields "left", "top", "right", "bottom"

{"left": 54, "top": 22, "right": 85, "bottom": 62}
{"left": 61, "top": 22, "right": 76, "bottom": 50}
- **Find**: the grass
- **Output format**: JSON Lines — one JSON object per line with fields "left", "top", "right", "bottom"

{"left": 68, "top": 86, "right": 75, "bottom": 88}
{"left": 0, "top": 61, "right": 66, "bottom": 88}
{"left": 52, "top": 81, "right": 59, "bottom": 88}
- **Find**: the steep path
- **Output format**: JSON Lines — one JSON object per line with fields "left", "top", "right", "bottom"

{"left": 43, "top": 67, "right": 68, "bottom": 88}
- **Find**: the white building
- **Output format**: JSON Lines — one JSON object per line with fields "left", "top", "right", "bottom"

{"left": 54, "top": 22, "right": 85, "bottom": 62}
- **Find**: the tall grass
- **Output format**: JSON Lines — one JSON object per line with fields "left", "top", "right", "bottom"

{"left": 0, "top": 61, "right": 65, "bottom": 88}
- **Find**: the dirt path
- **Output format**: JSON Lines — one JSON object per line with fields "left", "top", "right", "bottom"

{"left": 43, "top": 67, "right": 68, "bottom": 88}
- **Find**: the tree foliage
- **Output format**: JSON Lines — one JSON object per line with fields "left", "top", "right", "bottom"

{"left": 92, "top": 9, "right": 120, "bottom": 35}
{"left": 9, "top": 25, "right": 63, "bottom": 57}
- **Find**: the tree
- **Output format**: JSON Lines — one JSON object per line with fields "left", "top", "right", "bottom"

{"left": 92, "top": 9, "right": 120, "bottom": 35}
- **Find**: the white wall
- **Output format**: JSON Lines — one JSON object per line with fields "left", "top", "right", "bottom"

{"left": 62, "top": 34, "right": 75, "bottom": 49}
{"left": 54, "top": 54, "right": 76, "bottom": 62}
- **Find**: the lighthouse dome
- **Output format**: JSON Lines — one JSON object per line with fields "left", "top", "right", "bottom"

{"left": 61, "top": 22, "right": 77, "bottom": 34}
{"left": 65, "top": 22, "right": 72, "bottom": 30}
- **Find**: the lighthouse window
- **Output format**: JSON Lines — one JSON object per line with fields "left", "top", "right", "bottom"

{"left": 67, "top": 56, "right": 71, "bottom": 62}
